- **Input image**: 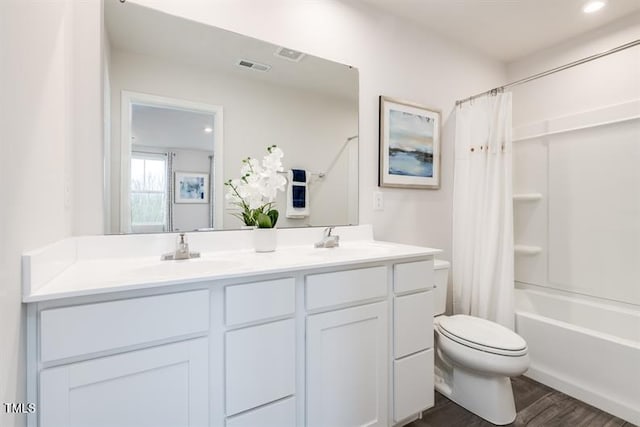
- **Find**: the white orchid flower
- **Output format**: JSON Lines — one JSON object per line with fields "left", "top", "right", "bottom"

{"left": 240, "top": 157, "right": 259, "bottom": 177}
{"left": 263, "top": 146, "right": 284, "bottom": 172}
{"left": 225, "top": 145, "right": 286, "bottom": 227}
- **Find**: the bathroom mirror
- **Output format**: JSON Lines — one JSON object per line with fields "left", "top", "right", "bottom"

{"left": 104, "top": 1, "right": 359, "bottom": 234}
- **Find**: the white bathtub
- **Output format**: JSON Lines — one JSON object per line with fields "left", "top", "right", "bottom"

{"left": 514, "top": 286, "right": 640, "bottom": 425}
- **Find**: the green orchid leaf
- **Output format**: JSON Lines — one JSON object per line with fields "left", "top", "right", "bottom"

{"left": 256, "top": 212, "right": 273, "bottom": 228}
{"left": 242, "top": 210, "right": 255, "bottom": 227}
{"left": 267, "top": 209, "right": 279, "bottom": 228}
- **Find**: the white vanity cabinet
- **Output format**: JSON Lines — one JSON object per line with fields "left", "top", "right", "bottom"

{"left": 25, "top": 235, "right": 438, "bottom": 427}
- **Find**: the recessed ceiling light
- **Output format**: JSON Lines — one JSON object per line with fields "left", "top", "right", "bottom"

{"left": 204, "top": 127, "right": 213, "bottom": 133}
{"left": 583, "top": 1, "right": 605, "bottom": 14}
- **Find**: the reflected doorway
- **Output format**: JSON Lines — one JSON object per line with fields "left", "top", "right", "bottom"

{"left": 120, "top": 92, "right": 223, "bottom": 233}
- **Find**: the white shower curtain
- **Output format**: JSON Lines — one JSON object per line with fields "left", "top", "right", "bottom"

{"left": 452, "top": 92, "right": 514, "bottom": 328}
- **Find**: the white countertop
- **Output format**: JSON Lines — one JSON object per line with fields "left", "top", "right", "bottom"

{"left": 23, "top": 239, "right": 439, "bottom": 302}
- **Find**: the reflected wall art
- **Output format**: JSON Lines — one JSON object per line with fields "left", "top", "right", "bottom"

{"left": 175, "top": 171, "right": 209, "bottom": 203}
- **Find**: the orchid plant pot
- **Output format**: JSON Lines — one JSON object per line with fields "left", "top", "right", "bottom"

{"left": 252, "top": 227, "right": 277, "bottom": 252}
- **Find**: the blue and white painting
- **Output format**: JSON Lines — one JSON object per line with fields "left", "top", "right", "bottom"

{"left": 179, "top": 176, "right": 205, "bottom": 200}
{"left": 388, "top": 109, "right": 434, "bottom": 177}
{"left": 175, "top": 172, "right": 209, "bottom": 203}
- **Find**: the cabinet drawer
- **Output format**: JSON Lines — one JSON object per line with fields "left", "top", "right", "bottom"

{"left": 225, "top": 319, "right": 295, "bottom": 416}
{"left": 226, "top": 396, "right": 296, "bottom": 427}
{"left": 394, "top": 259, "right": 434, "bottom": 294}
{"left": 394, "top": 349, "right": 434, "bottom": 423}
{"left": 306, "top": 266, "right": 387, "bottom": 311}
{"left": 225, "top": 278, "right": 295, "bottom": 326}
{"left": 394, "top": 291, "right": 433, "bottom": 358}
{"left": 40, "top": 290, "right": 209, "bottom": 363}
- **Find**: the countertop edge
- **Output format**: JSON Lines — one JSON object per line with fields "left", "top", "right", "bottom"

{"left": 24, "top": 245, "right": 441, "bottom": 303}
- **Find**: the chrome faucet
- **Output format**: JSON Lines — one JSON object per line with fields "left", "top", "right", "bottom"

{"left": 314, "top": 226, "right": 340, "bottom": 248}
{"left": 161, "top": 233, "right": 201, "bottom": 260}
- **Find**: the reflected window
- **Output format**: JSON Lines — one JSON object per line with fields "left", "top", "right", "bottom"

{"left": 130, "top": 153, "right": 167, "bottom": 232}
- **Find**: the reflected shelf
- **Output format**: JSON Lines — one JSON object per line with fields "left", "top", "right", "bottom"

{"left": 514, "top": 245, "right": 542, "bottom": 255}
{"left": 513, "top": 193, "right": 543, "bottom": 202}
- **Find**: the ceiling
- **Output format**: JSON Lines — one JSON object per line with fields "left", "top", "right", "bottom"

{"left": 132, "top": 105, "right": 215, "bottom": 152}
{"left": 359, "top": 0, "right": 640, "bottom": 62}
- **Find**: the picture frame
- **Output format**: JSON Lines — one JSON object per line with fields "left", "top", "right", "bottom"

{"left": 379, "top": 96, "right": 441, "bottom": 189}
{"left": 175, "top": 172, "right": 209, "bottom": 204}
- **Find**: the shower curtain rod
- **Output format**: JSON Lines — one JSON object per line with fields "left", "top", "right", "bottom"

{"left": 455, "top": 38, "right": 640, "bottom": 106}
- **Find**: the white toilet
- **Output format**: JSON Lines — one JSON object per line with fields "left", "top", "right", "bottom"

{"left": 432, "top": 260, "right": 530, "bottom": 425}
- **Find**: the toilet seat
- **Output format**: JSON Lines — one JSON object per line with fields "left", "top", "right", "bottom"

{"left": 436, "top": 315, "right": 527, "bottom": 357}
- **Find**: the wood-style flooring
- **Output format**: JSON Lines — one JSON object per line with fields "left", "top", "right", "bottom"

{"left": 408, "top": 375, "right": 635, "bottom": 427}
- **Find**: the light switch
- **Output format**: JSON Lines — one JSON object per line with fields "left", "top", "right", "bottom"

{"left": 373, "top": 191, "right": 384, "bottom": 211}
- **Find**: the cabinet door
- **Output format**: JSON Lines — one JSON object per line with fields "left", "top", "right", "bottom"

{"left": 40, "top": 339, "right": 208, "bottom": 427}
{"left": 225, "top": 319, "right": 296, "bottom": 416}
{"left": 306, "top": 302, "right": 388, "bottom": 427}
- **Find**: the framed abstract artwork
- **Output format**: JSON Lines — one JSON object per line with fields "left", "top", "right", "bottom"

{"left": 175, "top": 172, "right": 209, "bottom": 203}
{"left": 379, "top": 96, "right": 441, "bottom": 189}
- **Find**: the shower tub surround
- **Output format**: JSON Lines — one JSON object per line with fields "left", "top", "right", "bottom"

{"left": 23, "top": 225, "right": 440, "bottom": 427}
{"left": 512, "top": 100, "right": 640, "bottom": 425}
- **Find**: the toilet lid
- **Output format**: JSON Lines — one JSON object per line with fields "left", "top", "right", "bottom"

{"left": 437, "top": 315, "right": 527, "bottom": 354}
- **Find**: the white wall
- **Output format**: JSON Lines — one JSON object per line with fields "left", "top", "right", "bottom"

{"left": 71, "top": 1, "right": 104, "bottom": 236}
{"left": 509, "top": 13, "right": 640, "bottom": 305}
{"left": 109, "top": 49, "right": 358, "bottom": 231}
{"left": 129, "top": 0, "right": 506, "bottom": 266}
{"left": 0, "top": 1, "right": 101, "bottom": 426}
{"left": 103, "top": 19, "right": 113, "bottom": 234}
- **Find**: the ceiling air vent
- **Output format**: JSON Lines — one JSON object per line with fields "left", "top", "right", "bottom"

{"left": 237, "top": 59, "right": 271, "bottom": 72}
{"left": 274, "top": 47, "right": 306, "bottom": 62}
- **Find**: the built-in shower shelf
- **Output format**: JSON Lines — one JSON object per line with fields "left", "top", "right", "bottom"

{"left": 514, "top": 245, "right": 542, "bottom": 255}
{"left": 513, "top": 193, "right": 543, "bottom": 202}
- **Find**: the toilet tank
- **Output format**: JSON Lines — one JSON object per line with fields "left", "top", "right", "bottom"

{"left": 433, "top": 259, "right": 450, "bottom": 316}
